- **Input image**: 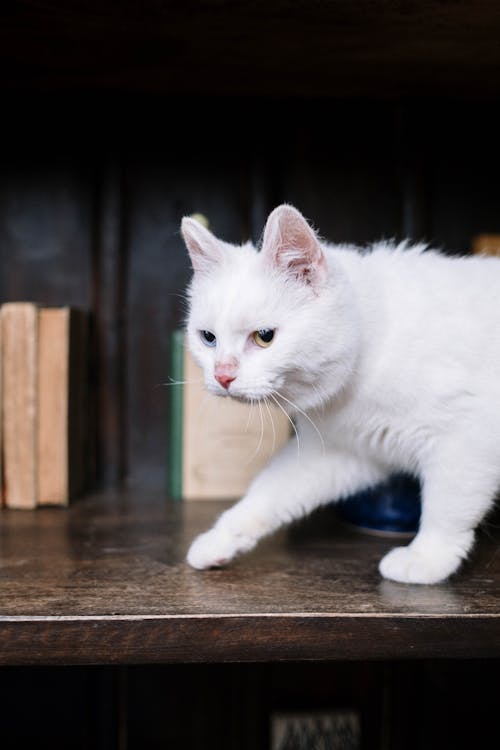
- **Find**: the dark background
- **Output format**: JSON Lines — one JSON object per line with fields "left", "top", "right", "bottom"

{"left": 2, "top": 1, "right": 500, "bottom": 493}
{"left": 1, "top": 2, "right": 500, "bottom": 748}
{"left": 2, "top": 97, "right": 500, "bottom": 492}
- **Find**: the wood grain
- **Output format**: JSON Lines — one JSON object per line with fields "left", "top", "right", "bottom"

{"left": 124, "top": 141, "right": 249, "bottom": 488}
{"left": 2, "top": 2, "right": 500, "bottom": 98}
{"left": 92, "top": 162, "right": 128, "bottom": 487}
{"left": 0, "top": 490, "right": 499, "bottom": 664}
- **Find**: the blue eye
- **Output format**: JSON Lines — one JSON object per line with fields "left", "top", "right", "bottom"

{"left": 200, "top": 330, "right": 216, "bottom": 347}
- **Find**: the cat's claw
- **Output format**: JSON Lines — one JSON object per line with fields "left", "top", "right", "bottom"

{"left": 379, "top": 544, "right": 461, "bottom": 585}
{"left": 187, "top": 526, "right": 256, "bottom": 570}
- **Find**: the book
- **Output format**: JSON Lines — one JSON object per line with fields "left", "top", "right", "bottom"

{"left": 168, "top": 329, "right": 185, "bottom": 499}
{"left": 168, "top": 332, "right": 291, "bottom": 500}
{"left": 1, "top": 304, "right": 88, "bottom": 509}
{"left": 1, "top": 303, "right": 39, "bottom": 509}
{"left": 472, "top": 235, "right": 500, "bottom": 256}
{"left": 0, "top": 313, "right": 2, "bottom": 506}
{"left": 37, "top": 307, "right": 88, "bottom": 506}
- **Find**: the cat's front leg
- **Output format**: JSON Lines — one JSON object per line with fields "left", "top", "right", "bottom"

{"left": 379, "top": 444, "right": 500, "bottom": 584}
{"left": 187, "top": 441, "right": 386, "bottom": 570}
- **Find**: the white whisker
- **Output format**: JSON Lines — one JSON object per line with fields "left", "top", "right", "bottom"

{"left": 263, "top": 396, "right": 276, "bottom": 456}
{"left": 274, "top": 389, "right": 326, "bottom": 456}
{"left": 160, "top": 377, "right": 204, "bottom": 387}
{"left": 256, "top": 399, "right": 265, "bottom": 458}
{"left": 244, "top": 399, "right": 265, "bottom": 465}
{"left": 244, "top": 399, "right": 254, "bottom": 434}
{"left": 270, "top": 392, "right": 301, "bottom": 460}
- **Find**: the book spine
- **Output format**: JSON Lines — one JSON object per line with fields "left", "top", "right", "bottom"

{"left": 167, "top": 329, "right": 185, "bottom": 500}
{"left": 2, "top": 303, "right": 39, "bottom": 509}
{"left": 472, "top": 235, "right": 500, "bottom": 256}
{"left": 38, "top": 307, "right": 70, "bottom": 506}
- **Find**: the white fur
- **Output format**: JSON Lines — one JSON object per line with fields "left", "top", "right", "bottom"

{"left": 181, "top": 206, "right": 500, "bottom": 584}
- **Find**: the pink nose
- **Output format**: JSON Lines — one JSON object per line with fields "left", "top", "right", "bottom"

{"left": 215, "top": 373, "right": 236, "bottom": 390}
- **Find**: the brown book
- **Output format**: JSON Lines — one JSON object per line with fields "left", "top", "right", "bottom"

{"left": 1, "top": 303, "right": 39, "bottom": 509}
{"left": 472, "top": 235, "right": 500, "bottom": 256}
{"left": 180, "top": 340, "right": 291, "bottom": 500}
{"left": 38, "top": 307, "right": 88, "bottom": 506}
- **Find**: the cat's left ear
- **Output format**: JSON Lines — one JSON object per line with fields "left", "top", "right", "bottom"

{"left": 181, "top": 216, "right": 223, "bottom": 273}
{"left": 261, "top": 205, "right": 326, "bottom": 289}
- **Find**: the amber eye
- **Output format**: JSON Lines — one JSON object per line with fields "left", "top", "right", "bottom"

{"left": 253, "top": 328, "right": 275, "bottom": 348}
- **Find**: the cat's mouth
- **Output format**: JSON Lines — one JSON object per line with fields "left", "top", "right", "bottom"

{"left": 229, "top": 392, "right": 260, "bottom": 404}
{"left": 207, "top": 382, "right": 273, "bottom": 404}
{"left": 215, "top": 389, "right": 266, "bottom": 404}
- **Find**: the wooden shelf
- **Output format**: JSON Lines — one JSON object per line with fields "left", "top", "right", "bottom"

{"left": 2, "top": 1, "right": 500, "bottom": 97}
{"left": 1, "top": 490, "right": 500, "bottom": 665}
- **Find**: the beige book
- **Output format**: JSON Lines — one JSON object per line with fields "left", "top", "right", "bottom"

{"left": 182, "top": 346, "right": 291, "bottom": 500}
{"left": 472, "top": 235, "right": 500, "bottom": 256}
{"left": 1, "top": 303, "right": 39, "bottom": 509}
{"left": 38, "top": 308, "right": 88, "bottom": 506}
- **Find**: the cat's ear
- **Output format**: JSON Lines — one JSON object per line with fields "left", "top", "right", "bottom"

{"left": 261, "top": 205, "right": 326, "bottom": 288}
{"left": 181, "top": 216, "right": 223, "bottom": 273}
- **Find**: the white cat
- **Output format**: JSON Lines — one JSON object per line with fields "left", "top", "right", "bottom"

{"left": 180, "top": 204, "right": 500, "bottom": 584}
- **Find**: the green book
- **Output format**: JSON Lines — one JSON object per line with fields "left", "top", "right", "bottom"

{"left": 167, "top": 329, "right": 184, "bottom": 500}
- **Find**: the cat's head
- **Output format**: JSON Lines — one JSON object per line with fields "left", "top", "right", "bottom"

{"left": 181, "top": 205, "right": 357, "bottom": 410}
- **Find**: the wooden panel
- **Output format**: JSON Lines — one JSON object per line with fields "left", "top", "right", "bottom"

{"left": 1, "top": 490, "right": 500, "bottom": 664}
{"left": 2, "top": 2, "right": 500, "bottom": 98}
{"left": 0, "top": 160, "right": 94, "bottom": 307}
{"left": 429, "top": 104, "right": 500, "bottom": 252}
{"left": 3, "top": 614, "right": 500, "bottom": 666}
{"left": 281, "top": 103, "right": 401, "bottom": 244}
{"left": 92, "top": 162, "right": 128, "bottom": 486}
{"left": 0, "top": 665, "right": 122, "bottom": 750}
{"left": 1, "top": 661, "right": 500, "bottom": 748}
{"left": 124, "top": 110, "right": 253, "bottom": 487}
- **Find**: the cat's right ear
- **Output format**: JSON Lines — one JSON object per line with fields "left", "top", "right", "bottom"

{"left": 181, "top": 217, "right": 223, "bottom": 273}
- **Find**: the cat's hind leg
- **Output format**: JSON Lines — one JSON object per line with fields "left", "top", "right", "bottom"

{"left": 379, "top": 442, "right": 499, "bottom": 584}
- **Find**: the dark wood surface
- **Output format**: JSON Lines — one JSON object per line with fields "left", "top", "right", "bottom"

{"left": 2, "top": 1, "right": 500, "bottom": 98}
{"left": 1, "top": 489, "right": 500, "bottom": 665}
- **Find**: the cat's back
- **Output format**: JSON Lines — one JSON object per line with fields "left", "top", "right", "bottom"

{"left": 332, "top": 240, "right": 500, "bottom": 319}
{"left": 320, "top": 242, "right": 500, "bottom": 461}
{"left": 328, "top": 241, "right": 500, "bottom": 404}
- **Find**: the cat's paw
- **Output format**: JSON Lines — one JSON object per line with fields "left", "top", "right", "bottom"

{"left": 186, "top": 526, "right": 255, "bottom": 570}
{"left": 379, "top": 545, "right": 461, "bottom": 585}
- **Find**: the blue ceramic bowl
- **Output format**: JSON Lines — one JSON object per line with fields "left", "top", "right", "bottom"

{"left": 337, "top": 474, "right": 421, "bottom": 535}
